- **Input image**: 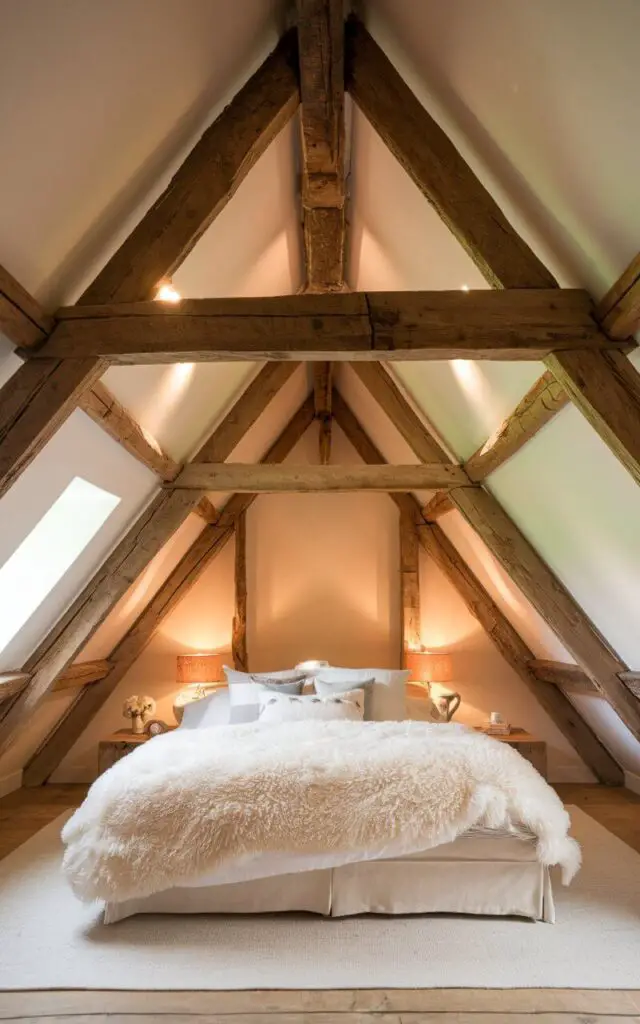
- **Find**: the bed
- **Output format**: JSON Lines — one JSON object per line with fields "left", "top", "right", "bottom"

{"left": 61, "top": 667, "right": 579, "bottom": 924}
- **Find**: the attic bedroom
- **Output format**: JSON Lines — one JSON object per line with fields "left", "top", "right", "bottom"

{"left": 0, "top": 0, "right": 639, "bottom": 1017}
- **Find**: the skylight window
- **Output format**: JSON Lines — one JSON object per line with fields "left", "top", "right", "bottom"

{"left": 0, "top": 477, "right": 120, "bottom": 656}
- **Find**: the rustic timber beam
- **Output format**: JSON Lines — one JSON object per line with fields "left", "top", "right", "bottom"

{"left": 0, "top": 263, "right": 54, "bottom": 348}
{"left": 193, "top": 496, "right": 218, "bottom": 524}
{"left": 52, "top": 660, "right": 112, "bottom": 692}
{"left": 23, "top": 396, "right": 316, "bottom": 785}
{"left": 345, "top": 16, "right": 557, "bottom": 291}
{"left": 595, "top": 252, "right": 640, "bottom": 340}
{"left": 399, "top": 507, "right": 421, "bottom": 662}
{"left": 529, "top": 660, "right": 595, "bottom": 691}
{"left": 0, "top": 673, "right": 30, "bottom": 705}
{"left": 232, "top": 512, "right": 248, "bottom": 672}
{"left": 173, "top": 462, "right": 467, "bottom": 492}
{"left": 331, "top": 391, "right": 622, "bottom": 784}
{"left": 297, "top": 0, "right": 346, "bottom": 291}
{"left": 464, "top": 371, "right": 569, "bottom": 482}
{"left": 41, "top": 289, "right": 620, "bottom": 363}
{"left": 78, "top": 31, "right": 299, "bottom": 305}
{"left": 422, "top": 492, "right": 454, "bottom": 522}
{"left": 314, "top": 362, "right": 333, "bottom": 463}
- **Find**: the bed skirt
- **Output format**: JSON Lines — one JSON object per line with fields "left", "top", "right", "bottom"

{"left": 104, "top": 831, "right": 555, "bottom": 924}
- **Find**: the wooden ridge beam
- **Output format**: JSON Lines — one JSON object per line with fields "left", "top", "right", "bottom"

{"left": 331, "top": 392, "right": 622, "bottom": 784}
{"left": 232, "top": 511, "right": 248, "bottom": 672}
{"left": 52, "top": 660, "right": 112, "bottom": 692}
{"left": 297, "top": 0, "right": 346, "bottom": 291}
{"left": 464, "top": 371, "right": 569, "bottom": 482}
{"left": 596, "top": 252, "right": 640, "bottom": 340}
{"left": 23, "top": 395, "right": 316, "bottom": 785}
{"left": 314, "top": 362, "right": 333, "bottom": 463}
{"left": 345, "top": 16, "right": 557, "bottom": 291}
{"left": 78, "top": 31, "right": 300, "bottom": 305}
{"left": 41, "top": 289, "right": 619, "bottom": 363}
{"left": 173, "top": 462, "right": 467, "bottom": 492}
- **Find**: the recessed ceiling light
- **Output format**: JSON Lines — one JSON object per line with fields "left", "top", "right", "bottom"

{"left": 156, "top": 282, "right": 181, "bottom": 303}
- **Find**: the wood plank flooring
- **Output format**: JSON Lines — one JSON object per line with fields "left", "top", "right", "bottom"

{"left": 1, "top": 782, "right": 639, "bottom": 1022}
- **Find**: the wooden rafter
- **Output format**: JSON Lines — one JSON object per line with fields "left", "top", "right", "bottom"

{"left": 349, "top": 362, "right": 640, "bottom": 741}
{"left": 232, "top": 511, "right": 248, "bottom": 672}
{"left": 193, "top": 496, "right": 219, "bottom": 524}
{"left": 596, "top": 252, "right": 640, "bottom": 340}
{"left": 314, "top": 362, "right": 333, "bottom": 463}
{"left": 23, "top": 396, "right": 316, "bottom": 785}
{"left": 0, "top": 263, "right": 54, "bottom": 348}
{"left": 0, "top": 673, "right": 30, "bottom": 705}
{"left": 399, "top": 507, "right": 421, "bottom": 661}
{"left": 41, "top": 289, "right": 620, "bottom": 363}
{"left": 173, "top": 462, "right": 467, "bottom": 492}
{"left": 530, "top": 659, "right": 640, "bottom": 701}
{"left": 331, "top": 389, "right": 623, "bottom": 784}
{"left": 422, "top": 492, "right": 454, "bottom": 522}
{"left": 0, "top": 363, "right": 299, "bottom": 757}
{"left": 52, "top": 660, "right": 112, "bottom": 692}
{"left": 297, "top": 0, "right": 346, "bottom": 292}
{"left": 78, "top": 31, "right": 299, "bottom": 305}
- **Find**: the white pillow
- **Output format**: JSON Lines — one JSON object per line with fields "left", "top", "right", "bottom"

{"left": 180, "top": 688, "right": 230, "bottom": 729}
{"left": 316, "top": 667, "right": 409, "bottom": 721}
{"left": 258, "top": 688, "right": 365, "bottom": 723}
{"left": 223, "top": 666, "right": 306, "bottom": 723}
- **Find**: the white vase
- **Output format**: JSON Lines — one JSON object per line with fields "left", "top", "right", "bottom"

{"left": 131, "top": 715, "right": 145, "bottom": 735}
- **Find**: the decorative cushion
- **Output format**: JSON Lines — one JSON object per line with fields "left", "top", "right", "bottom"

{"left": 258, "top": 688, "right": 365, "bottom": 724}
{"left": 313, "top": 676, "right": 375, "bottom": 719}
{"left": 224, "top": 667, "right": 306, "bottom": 724}
{"left": 180, "top": 688, "right": 231, "bottom": 729}
{"left": 313, "top": 667, "right": 409, "bottom": 721}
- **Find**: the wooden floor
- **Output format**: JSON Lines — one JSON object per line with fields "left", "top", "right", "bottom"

{"left": 1, "top": 782, "right": 639, "bottom": 1022}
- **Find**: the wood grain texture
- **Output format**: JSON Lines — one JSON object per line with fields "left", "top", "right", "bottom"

{"left": 345, "top": 16, "right": 557, "bottom": 290}
{"left": 173, "top": 462, "right": 468, "bottom": 492}
{"left": 0, "top": 262, "right": 54, "bottom": 348}
{"left": 529, "top": 660, "right": 596, "bottom": 690}
{"left": 464, "top": 370, "right": 569, "bottom": 481}
{"left": 78, "top": 31, "right": 299, "bottom": 305}
{"left": 595, "top": 251, "right": 640, "bottom": 339}
{"left": 399, "top": 508, "right": 421, "bottom": 659}
{"left": 297, "top": 0, "right": 346, "bottom": 290}
{"left": 314, "top": 362, "right": 333, "bottom": 463}
{"left": 23, "top": 397, "right": 316, "bottom": 784}
{"left": 0, "top": 672, "right": 30, "bottom": 703}
{"left": 0, "top": 356, "right": 106, "bottom": 500}
{"left": 232, "top": 511, "right": 248, "bottom": 672}
{"left": 449, "top": 485, "right": 640, "bottom": 740}
{"left": 545, "top": 349, "right": 640, "bottom": 487}
{"left": 51, "top": 660, "right": 112, "bottom": 692}
{"left": 193, "top": 496, "right": 219, "bottom": 523}
{"left": 80, "top": 381, "right": 179, "bottom": 480}
{"left": 44, "top": 290, "right": 618, "bottom": 362}
{"left": 422, "top": 491, "right": 454, "bottom": 522}
{"left": 417, "top": 524, "right": 623, "bottom": 785}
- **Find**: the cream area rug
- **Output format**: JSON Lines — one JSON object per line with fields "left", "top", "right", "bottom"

{"left": 0, "top": 807, "right": 638, "bottom": 991}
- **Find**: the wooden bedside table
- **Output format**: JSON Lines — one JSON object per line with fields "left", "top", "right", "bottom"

{"left": 98, "top": 729, "right": 174, "bottom": 775}
{"left": 475, "top": 728, "right": 547, "bottom": 778}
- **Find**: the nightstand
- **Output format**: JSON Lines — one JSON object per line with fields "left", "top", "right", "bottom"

{"left": 476, "top": 728, "right": 547, "bottom": 778}
{"left": 98, "top": 729, "right": 174, "bottom": 775}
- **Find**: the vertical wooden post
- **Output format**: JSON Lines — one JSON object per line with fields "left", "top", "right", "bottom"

{"left": 399, "top": 507, "right": 421, "bottom": 666}
{"left": 232, "top": 510, "right": 248, "bottom": 671}
{"left": 314, "top": 362, "right": 333, "bottom": 464}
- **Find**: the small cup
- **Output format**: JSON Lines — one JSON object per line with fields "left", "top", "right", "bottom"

{"left": 490, "top": 711, "right": 503, "bottom": 725}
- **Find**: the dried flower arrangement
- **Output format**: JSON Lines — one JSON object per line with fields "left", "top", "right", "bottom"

{"left": 123, "top": 695, "right": 156, "bottom": 735}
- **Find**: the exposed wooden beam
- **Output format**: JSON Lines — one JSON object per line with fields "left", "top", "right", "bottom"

{"left": 545, "top": 349, "right": 640, "bottom": 488}
{"left": 297, "top": 0, "right": 346, "bottom": 291}
{"left": 23, "top": 396, "right": 316, "bottom": 784}
{"left": 173, "top": 462, "right": 467, "bottom": 492}
{"left": 331, "top": 392, "right": 622, "bottom": 784}
{"left": 78, "top": 31, "right": 299, "bottom": 305}
{"left": 42, "top": 289, "right": 619, "bottom": 363}
{"left": 595, "top": 252, "right": 640, "bottom": 339}
{"left": 232, "top": 512, "right": 248, "bottom": 672}
{"left": 0, "top": 673, "right": 30, "bottom": 704}
{"left": 464, "top": 371, "right": 569, "bottom": 482}
{"left": 450, "top": 485, "right": 640, "bottom": 740}
{"left": 0, "top": 263, "right": 53, "bottom": 348}
{"left": 418, "top": 524, "right": 623, "bottom": 786}
{"left": 422, "top": 491, "right": 454, "bottom": 522}
{"left": 0, "top": 357, "right": 106, "bottom": 501}
{"left": 345, "top": 16, "right": 557, "bottom": 291}
{"left": 192, "top": 496, "right": 219, "bottom": 524}
{"left": 52, "top": 660, "right": 112, "bottom": 692}
{"left": 399, "top": 507, "right": 421, "bottom": 661}
{"left": 314, "top": 362, "right": 333, "bottom": 463}
{"left": 79, "top": 381, "right": 179, "bottom": 481}
{"left": 529, "top": 660, "right": 595, "bottom": 691}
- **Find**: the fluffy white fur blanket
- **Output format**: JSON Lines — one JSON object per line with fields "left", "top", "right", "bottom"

{"left": 62, "top": 721, "right": 580, "bottom": 903}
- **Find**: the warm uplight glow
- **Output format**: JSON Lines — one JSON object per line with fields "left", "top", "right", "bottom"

{"left": 460, "top": 284, "right": 470, "bottom": 292}
{"left": 156, "top": 282, "right": 181, "bottom": 303}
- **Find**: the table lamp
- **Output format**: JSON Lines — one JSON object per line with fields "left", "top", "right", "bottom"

{"left": 174, "top": 652, "right": 229, "bottom": 722}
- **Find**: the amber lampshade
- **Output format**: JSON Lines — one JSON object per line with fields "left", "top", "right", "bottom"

{"left": 176, "top": 652, "right": 229, "bottom": 685}
{"left": 405, "top": 650, "right": 453, "bottom": 684}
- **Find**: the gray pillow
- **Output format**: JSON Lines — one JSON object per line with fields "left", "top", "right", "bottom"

{"left": 314, "top": 676, "right": 375, "bottom": 720}
{"left": 224, "top": 666, "right": 306, "bottom": 723}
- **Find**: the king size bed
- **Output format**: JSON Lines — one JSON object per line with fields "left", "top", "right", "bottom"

{"left": 61, "top": 665, "right": 580, "bottom": 924}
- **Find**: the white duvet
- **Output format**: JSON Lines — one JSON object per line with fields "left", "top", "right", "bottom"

{"left": 62, "top": 720, "right": 580, "bottom": 904}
